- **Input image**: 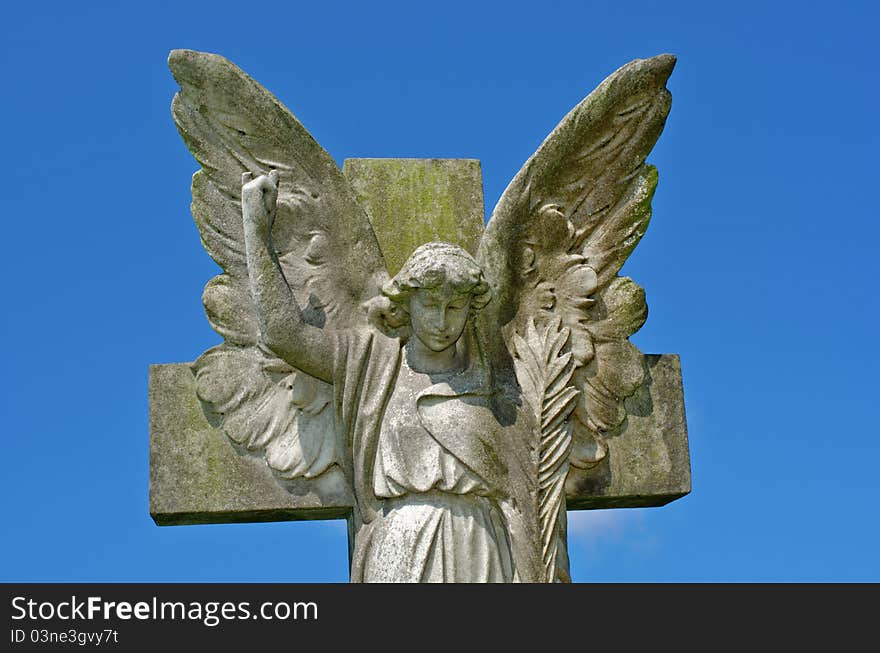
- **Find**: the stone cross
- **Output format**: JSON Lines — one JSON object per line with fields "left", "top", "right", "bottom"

{"left": 149, "top": 158, "right": 691, "bottom": 573}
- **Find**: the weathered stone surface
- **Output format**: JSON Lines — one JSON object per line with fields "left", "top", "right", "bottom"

{"left": 566, "top": 354, "right": 691, "bottom": 509}
{"left": 150, "top": 353, "right": 689, "bottom": 524}
{"left": 342, "top": 158, "right": 484, "bottom": 274}
{"left": 149, "top": 363, "right": 353, "bottom": 525}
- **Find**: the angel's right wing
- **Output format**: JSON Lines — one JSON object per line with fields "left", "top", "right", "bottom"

{"left": 169, "top": 50, "right": 389, "bottom": 481}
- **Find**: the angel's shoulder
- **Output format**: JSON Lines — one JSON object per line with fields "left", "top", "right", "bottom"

{"left": 332, "top": 325, "right": 402, "bottom": 373}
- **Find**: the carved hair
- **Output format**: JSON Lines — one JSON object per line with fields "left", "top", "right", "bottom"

{"left": 366, "top": 242, "right": 491, "bottom": 334}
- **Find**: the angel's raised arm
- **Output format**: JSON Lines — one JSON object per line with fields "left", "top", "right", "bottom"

{"left": 240, "top": 170, "right": 332, "bottom": 382}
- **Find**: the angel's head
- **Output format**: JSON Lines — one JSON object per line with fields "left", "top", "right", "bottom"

{"left": 369, "top": 242, "right": 490, "bottom": 349}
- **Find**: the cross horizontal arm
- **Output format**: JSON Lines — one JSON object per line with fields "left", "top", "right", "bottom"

{"left": 149, "top": 354, "right": 690, "bottom": 526}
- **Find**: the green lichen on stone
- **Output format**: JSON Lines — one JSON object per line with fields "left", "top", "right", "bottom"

{"left": 150, "top": 363, "right": 355, "bottom": 525}
{"left": 343, "top": 159, "right": 485, "bottom": 275}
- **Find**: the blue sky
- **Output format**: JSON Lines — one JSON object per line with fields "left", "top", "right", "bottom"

{"left": 1, "top": 1, "right": 877, "bottom": 582}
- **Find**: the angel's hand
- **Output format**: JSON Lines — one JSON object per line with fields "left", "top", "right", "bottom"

{"left": 242, "top": 170, "right": 279, "bottom": 236}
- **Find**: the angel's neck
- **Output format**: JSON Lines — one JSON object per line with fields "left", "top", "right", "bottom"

{"left": 405, "top": 339, "right": 465, "bottom": 375}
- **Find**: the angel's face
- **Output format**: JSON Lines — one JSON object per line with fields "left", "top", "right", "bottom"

{"left": 409, "top": 286, "right": 471, "bottom": 353}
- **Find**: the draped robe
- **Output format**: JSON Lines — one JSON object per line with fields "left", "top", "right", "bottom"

{"left": 332, "top": 327, "right": 525, "bottom": 582}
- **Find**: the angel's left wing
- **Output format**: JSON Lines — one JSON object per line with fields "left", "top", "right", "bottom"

{"left": 477, "top": 55, "right": 675, "bottom": 581}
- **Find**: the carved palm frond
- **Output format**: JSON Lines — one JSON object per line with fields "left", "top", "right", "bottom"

{"left": 512, "top": 317, "right": 579, "bottom": 582}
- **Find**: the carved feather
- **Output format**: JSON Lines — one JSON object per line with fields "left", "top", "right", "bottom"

{"left": 194, "top": 345, "right": 336, "bottom": 479}
{"left": 169, "top": 49, "right": 388, "bottom": 331}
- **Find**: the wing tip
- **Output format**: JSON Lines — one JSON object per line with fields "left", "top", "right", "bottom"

{"left": 168, "top": 49, "right": 235, "bottom": 83}
{"left": 652, "top": 53, "right": 677, "bottom": 69}
{"left": 626, "top": 53, "right": 676, "bottom": 85}
{"left": 168, "top": 48, "right": 198, "bottom": 74}
{"left": 651, "top": 53, "right": 677, "bottom": 82}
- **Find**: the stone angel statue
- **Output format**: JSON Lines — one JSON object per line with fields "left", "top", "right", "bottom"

{"left": 169, "top": 50, "right": 674, "bottom": 583}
